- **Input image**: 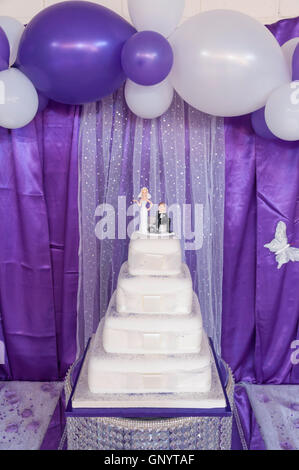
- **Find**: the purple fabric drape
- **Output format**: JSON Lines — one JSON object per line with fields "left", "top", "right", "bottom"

{"left": 233, "top": 386, "right": 266, "bottom": 450}
{"left": 40, "top": 394, "right": 66, "bottom": 450}
{"left": 0, "top": 319, "right": 7, "bottom": 380}
{"left": 222, "top": 17, "right": 299, "bottom": 385}
{"left": 0, "top": 102, "right": 80, "bottom": 380}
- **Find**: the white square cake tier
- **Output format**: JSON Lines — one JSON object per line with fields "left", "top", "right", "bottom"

{"left": 116, "top": 262, "right": 193, "bottom": 315}
{"left": 103, "top": 292, "right": 203, "bottom": 355}
{"left": 128, "top": 232, "right": 182, "bottom": 276}
{"left": 88, "top": 320, "right": 211, "bottom": 395}
{"left": 73, "top": 337, "right": 226, "bottom": 410}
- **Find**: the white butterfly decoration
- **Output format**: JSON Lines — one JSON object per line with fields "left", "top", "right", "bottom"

{"left": 264, "top": 221, "right": 299, "bottom": 269}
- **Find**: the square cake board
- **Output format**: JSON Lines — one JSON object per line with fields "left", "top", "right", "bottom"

{"left": 66, "top": 338, "right": 232, "bottom": 419}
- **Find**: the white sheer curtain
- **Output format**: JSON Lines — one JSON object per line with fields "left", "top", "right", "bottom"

{"left": 77, "top": 88, "right": 225, "bottom": 356}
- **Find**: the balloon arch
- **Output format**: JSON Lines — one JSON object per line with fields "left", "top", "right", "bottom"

{"left": 0, "top": 0, "right": 298, "bottom": 141}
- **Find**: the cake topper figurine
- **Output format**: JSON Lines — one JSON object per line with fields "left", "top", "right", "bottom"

{"left": 133, "top": 187, "right": 153, "bottom": 234}
{"left": 156, "top": 202, "right": 171, "bottom": 234}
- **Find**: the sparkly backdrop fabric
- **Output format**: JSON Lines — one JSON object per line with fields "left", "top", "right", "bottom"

{"left": 77, "top": 89, "right": 225, "bottom": 356}
{"left": 0, "top": 102, "right": 80, "bottom": 380}
{"left": 222, "top": 16, "right": 299, "bottom": 387}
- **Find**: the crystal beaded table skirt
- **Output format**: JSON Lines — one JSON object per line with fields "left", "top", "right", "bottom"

{"left": 64, "top": 357, "right": 234, "bottom": 450}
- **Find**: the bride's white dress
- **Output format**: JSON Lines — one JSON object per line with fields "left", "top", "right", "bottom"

{"left": 139, "top": 200, "right": 148, "bottom": 234}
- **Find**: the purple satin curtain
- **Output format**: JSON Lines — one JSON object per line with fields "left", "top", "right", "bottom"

{"left": 0, "top": 102, "right": 80, "bottom": 380}
{"left": 222, "top": 17, "right": 299, "bottom": 386}
{"left": 233, "top": 386, "right": 266, "bottom": 450}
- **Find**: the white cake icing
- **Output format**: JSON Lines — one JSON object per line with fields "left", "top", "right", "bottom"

{"left": 103, "top": 292, "right": 203, "bottom": 354}
{"left": 116, "top": 262, "right": 193, "bottom": 315}
{"left": 86, "top": 224, "right": 213, "bottom": 397}
{"left": 128, "top": 231, "right": 182, "bottom": 276}
{"left": 88, "top": 320, "right": 211, "bottom": 394}
{"left": 74, "top": 336, "right": 225, "bottom": 409}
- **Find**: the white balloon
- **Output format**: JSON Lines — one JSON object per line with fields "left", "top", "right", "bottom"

{"left": 281, "top": 38, "right": 299, "bottom": 77}
{"left": 0, "top": 16, "right": 24, "bottom": 66}
{"left": 265, "top": 81, "right": 299, "bottom": 141}
{"left": 125, "top": 78, "right": 174, "bottom": 119}
{"left": 128, "top": 0, "right": 185, "bottom": 38}
{"left": 0, "top": 68, "right": 38, "bottom": 129}
{"left": 169, "top": 10, "right": 290, "bottom": 117}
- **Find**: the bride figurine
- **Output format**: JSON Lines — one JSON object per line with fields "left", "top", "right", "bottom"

{"left": 133, "top": 187, "right": 153, "bottom": 234}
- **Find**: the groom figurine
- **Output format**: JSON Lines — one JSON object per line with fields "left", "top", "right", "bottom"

{"left": 156, "top": 202, "right": 171, "bottom": 234}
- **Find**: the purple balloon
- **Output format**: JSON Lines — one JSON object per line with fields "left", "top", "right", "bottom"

{"left": 17, "top": 1, "right": 136, "bottom": 105}
{"left": 121, "top": 31, "right": 173, "bottom": 86}
{"left": 0, "top": 26, "right": 9, "bottom": 72}
{"left": 251, "top": 107, "right": 278, "bottom": 140}
{"left": 292, "top": 43, "right": 299, "bottom": 80}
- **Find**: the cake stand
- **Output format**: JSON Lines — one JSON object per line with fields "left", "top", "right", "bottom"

{"left": 63, "top": 340, "right": 234, "bottom": 450}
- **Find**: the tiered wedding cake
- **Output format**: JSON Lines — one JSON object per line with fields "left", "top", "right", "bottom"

{"left": 87, "top": 230, "right": 212, "bottom": 395}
